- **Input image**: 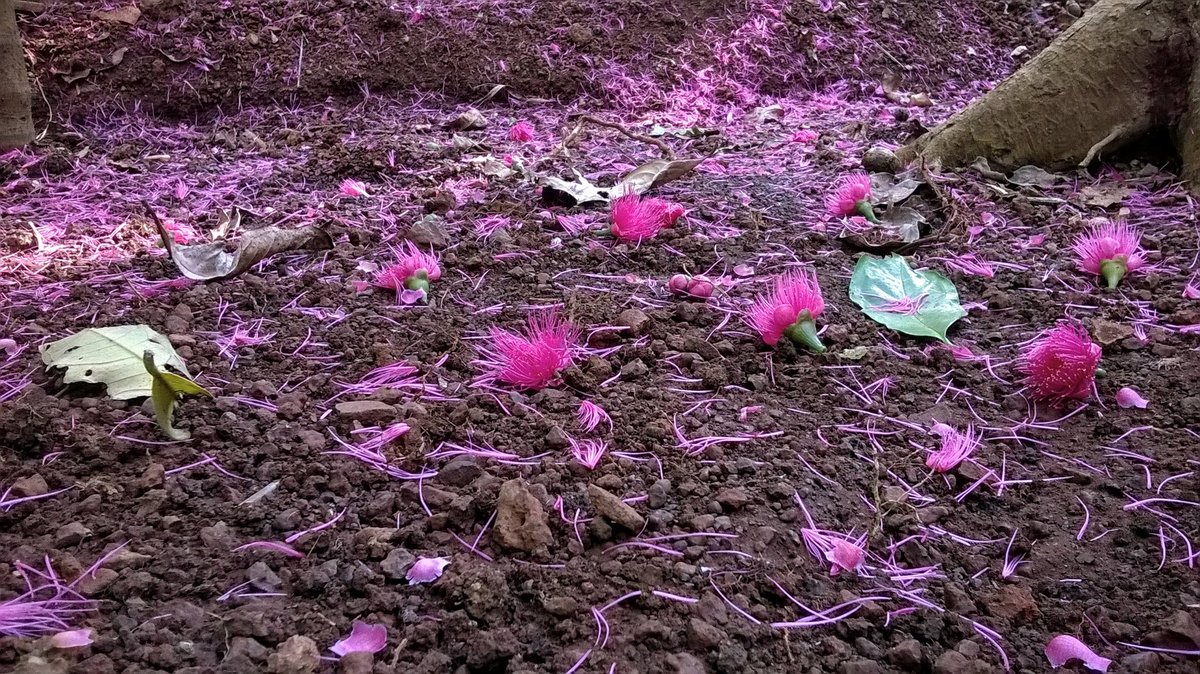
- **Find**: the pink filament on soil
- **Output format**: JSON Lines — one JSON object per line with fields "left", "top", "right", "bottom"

{"left": 577, "top": 400, "right": 613, "bottom": 432}
{"left": 926, "top": 424, "right": 980, "bottom": 473}
{"left": 745, "top": 269, "right": 825, "bottom": 345}
{"left": 1017, "top": 322, "right": 1101, "bottom": 404}
{"left": 474, "top": 311, "right": 579, "bottom": 390}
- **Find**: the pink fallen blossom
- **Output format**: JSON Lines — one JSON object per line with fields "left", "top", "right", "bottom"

{"left": 664, "top": 203, "right": 687, "bottom": 225}
{"left": 407, "top": 556, "right": 451, "bottom": 584}
{"left": 1045, "top": 635, "right": 1111, "bottom": 672}
{"left": 610, "top": 194, "right": 673, "bottom": 243}
{"left": 1116, "top": 387, "right": 1148, "bottom": 409}
{"left": 1018, "top": 322, "right": 1101, "bottom": 404}
{"left": 1184, "top": 279, "right": 1200, "bottom": 299}
{"left": 48, "top": 629, "right": 93, "bottom": 649}
{"left": 339, "top": 179, "right": 369, "bottom": 198}
{"left": 374, "top": 242, "right": 442, "bottom": 303}
{"left": 789, "top": 130, "right": 818, "bottom": 143}
{"left": 1072, "top": 219, "right": 1146, "bottom": 288}
{"left": 824, "top": 539, "right": 866, "bottom": 576}
{"left": 826, "top": 173, "right": 876, "bottom": 222}
{"left": 475, "top": 312, "right": 579, "bottom": 389}
{"left": 745, "top": 269, "right": 826, "bottom": 351}
{"left": 926, "top": 424, "right": 980, "bottom": 473}
{"left": 508, "top": 120, "right": 535, "bottom": 142}
{"left": 331, "top": 621, "right": 387, "bottom": 657}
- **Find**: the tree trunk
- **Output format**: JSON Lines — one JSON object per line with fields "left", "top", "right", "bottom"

{"left": 898, "top": 0, "right": 1198, "bottom": 181}
{"left": 0, "top": 0, "right": 33, "bottom": 150}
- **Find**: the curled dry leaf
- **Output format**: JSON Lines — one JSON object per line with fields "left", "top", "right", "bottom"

{"left": 540, "top": 173, "right": 607, "bottom": 207}
{"left": 614, "top": 157, "right": 705, "bottom": 196}
{"left": 445, "top": 108, "right": 489, "bottom": 131}
{"left": 150, "top": 205, "right": 333, "bottom": 281}
{"left": 869, "top": 172, "right": 923, "bottom": 205}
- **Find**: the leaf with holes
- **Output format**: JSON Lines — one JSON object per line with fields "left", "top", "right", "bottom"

{"left": 40, "top": 326, "right": 190, "bottom": 399}
{"left": 848, "top": 255, "right": 966, "bottom": 343}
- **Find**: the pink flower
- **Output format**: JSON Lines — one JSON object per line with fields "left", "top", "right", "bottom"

{"left": 1072, "top": 219, "right": 1146, "bottom": 288}
{"left": 745, "top": 269, "right": 826, "bottom": 351}
{"left": 578, "top": 400, "right": 612, "bottom": 432}
{"left": 1115, "top": 387, "right": 1148, "bottom": 409}
{"left": 789, "top": 129, "right": 818, "bottom": 143}
{"left": 475, "top": 312, "right": 579, "bottom": 389}
{"left": 406, "top": 557, "right": 450, "bottom": 585}
{"left": 508, "top": 120, "right": 535, "bottom": 142}
{"left": 1018, "top": 322, "right": 1101, "bottom": 403}
{"left": 824, "top": 539, "right": 866, "bottom": 576}
{"left": 568, "top": 436, "right": 607, "bottom": 470}
{"left": 1045, "top": 635, "right": 1111, "bottom": 672}
{"left": 374, "top": 242, "right": 441, "bottom": 303}
{"left": 826, "top": 173, "right": 877, "bottom": 222}
{"left": 330, "top": 621, "right": 387, "bottom": 657}
{"left": 610, "top": 194, "right": 673, "bottom": 243}
{"left": 339, "top": 179, "right": 369, "bottom": 198}
{"left": 925, "top": 424, "right": 980, "bottom": 473}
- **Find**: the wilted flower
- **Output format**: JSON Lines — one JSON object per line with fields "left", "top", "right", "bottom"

{"left": 824, "top": 539, "right": 866, "bottom": 576}
{"left": 1018, "top": 322, "right": 1101, "bottom": 403}
{"left": 1044, "top": 635, "right": 1111, "bottom": 672}
{"left": 826, "top": 173, "right": 878, "bottom": 223}
{"left": 1072, "top": 219, "right": 1146, "bottom": 288}
{"left": 578, "top": 400, "right": 612, "bottom": 432}
{"left": 568, "top": 436, "right": 607, "bottom": 470}
{"left": 508, "top": 121, "right": 535, "bottom": 142}
{"left": 474, "top": 312, "right": 579, "bottom": 389}
{"left": 610, "top": 194, "right": 673, "bottom": 243}
{"left": 745, "top": 269, "right": 826, "bottom": 352}
{"left": 926, "top": 424, "right": 980, "bottom": 473}
{"left": 339, "top": 179, "right": 369, "bottom": 198}
{"left": 374, "top": 242, "right": 441, "bottom": 304}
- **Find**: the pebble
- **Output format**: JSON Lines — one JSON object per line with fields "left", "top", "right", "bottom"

{"left": 380, "top": 548, "right": 416, "bottom": 580}
{"left": 334, "top": 400, "right": 397, "bottom": 423}
{"left": 10, "top": 474, "right": 48, "bottom": 498}
{"left": 714, "top": 487, "right": 750, "bottom": 510}
{"left": 617, "top": 308, "right": 650, "bottom": 335}
{"left": 588, "top": 484, "right": 646, "bottom": 531}
{"left": 54, "top": 522, "right": 91, "bottom": 547}
{"left": 267, "top": 635, "right": 320, "bottom": 674}
{"left": 933, "top": 650, "right": 969, "bottom": 674}
{"left": 493, "top": 478, "right": 554, "bottom": 555}
{"left": 887, "top": 639, "right": 924, "bottom": 669}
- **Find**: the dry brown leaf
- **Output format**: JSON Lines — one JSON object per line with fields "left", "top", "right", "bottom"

{"left": 94, "top": 5, "right": 141, "bottom": 24}
{"left": 445, "top": 109, "right": 489, "bottom": 131}
{"left": 614, "top": 157, "right": 705, "bottom": 196}
{"left": 154, "top": 215, "right": 332, "bottom": 281}
{"left": 1080, "top": 184, "right": 1133, "bottom": 208}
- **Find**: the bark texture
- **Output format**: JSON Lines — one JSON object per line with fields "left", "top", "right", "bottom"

{"left": 899, "top": 0, "right": 1194, "bottom": 175}
{"left": 0, "top": 0, "right": 33, "bottom": 150}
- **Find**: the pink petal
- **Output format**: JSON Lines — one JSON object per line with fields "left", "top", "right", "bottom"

{"left": 400, "top": 288, "right": 427, "bottom": 304}
{"left": 49, "top": 629, "right": 94, "bottom": 649}
{"left": 330, "top": 621, "right": 387, "bottom": 657}
{"left": 733, "top": 264, "right": 754, "bottom": 277}
{"left": 824, "top": 539, "right": 865, "bottom": 575}
{"left": 1045, "top": 635, "right": 1111, "bottom": 672}
{"left": 1115, "top": 387, "right": 1148, "bottom": 409}
{"left": 406, "top": 556, "right": 451, "bottom": 585}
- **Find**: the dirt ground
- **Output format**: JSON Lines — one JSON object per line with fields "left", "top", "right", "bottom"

{"left": 2, "top": 0, "right": 1199, "bottom": 673}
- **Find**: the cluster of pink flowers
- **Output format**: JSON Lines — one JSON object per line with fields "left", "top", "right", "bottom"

{"left": 374, "top": 242, "right": 442, "bottom": 304}
{"left": 745, "top": 269, "right": 827, "bottom": 352}
{"left": 667, "top": 273, "right": 715, "bottom": 299}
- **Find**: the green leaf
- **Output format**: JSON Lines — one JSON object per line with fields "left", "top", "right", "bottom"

{"left": 144, "top": 351, "right": 211, "bottom": 440}
{"left": 40, "top": 325, "right": 191, "bottom": 399}
{"left": 848, "top": 255, "right": 966, "bottom": 343}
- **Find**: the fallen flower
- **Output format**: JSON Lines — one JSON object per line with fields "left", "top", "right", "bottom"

{"left": 374, "top": 241, "right": 442, "bottom": 304}
{"left": 508, "top": 120, "right": 535, "bottom": 142}
{"left": 610, "top": 193, "right": 674, "bottom": 243}
{"left": 746, "top": 269, "right": 827, "bottom": 352}
{"left": 407, "top": 556, "right": 451, "bottom": 584}
{"left": 1116, "top": 387, "right": 1148, "bottom": 409}
{"left": 339, "top": 179, "right": 369, "bottom": 198}
{"left": 1072, "top": 219, "right": 1146, "bottom": 288}
{"left": 827, "top": 173, "right": 878, "bottom": 223}
{"left": 1018, "top": 322, "right": 1101, "bottom": 404}
{"left": 474, "top": 311, "right": 579, "bottom": 389}
{"left": 926, "top": 424, "right": 980, "bottom": 473}
{"left": 331, "top": 621, "right": 387, "bottom": 657}
{"left": 48, "top": 629, "right": 93, "bottom": 649}
{"left": 825, "top": 539, "right": 866, "bottom": 576}
{"left": 1045, "top": 634, "right": 1111, "bottom": 672}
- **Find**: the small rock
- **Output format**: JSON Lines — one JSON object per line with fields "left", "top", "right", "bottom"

{"left": 714, "top": 488, "right": 750, "bottom": 511}
{"left": 544, "top": 426, "right": 569, "bottom": 449}
{"left": 588, "top": 484, "right": 645, "bottom": 531}
{"left": 916, "top": 506, "right": 950, "bottom": 524}
{"left": 863, "top": 146, "right": 902, "bottom": 173}
{"left": 620, "top": 360, "right": 649, "bottom": 378}
{"left": 933, "top": 650, "right": 969, "bottom": 674}
{"left": 839, "top": 661, "right": 885, "bottom": 674}
{"left": 338, "top": 652, "right": 375, "bottom": 674}
{"left": 438, "top": 457, "right": 484, "bottom": 487}
{"left": 380, "top": 548, "right": 416, "bottom": 580}
{"left": 888, "top": 639, "right": 924, "bottom": 669}
{"left": 164, "top": 315, "right": 189, "bottom": 334}
{"left": 249, "top": 380, "right": 277, "bottom": 398}
{"left": 1065, "top": 0, "right": 1082, "bottom": 16}
{"left": 493, "top": 479, "right": 554, "bottom": 554}
{"left": 334, "top": 400, "right": 397, "bottom": 423}
{"left": 227, "top": 637, "right": 269, "bottom": 662}
{"left": 1120, "top": 652, "right": 1160, "bottom": 673}
{"left": 136, "top": 463, "right": 165, "bottom": 491}
{"left": 687, "top": 618, "right": 725, "bottom": 649}
{"left": 297, "top": 430, "right": 326, "bottom": 451}
{"left": 267, "top": 635, "right": 320, "bottom": 674}
{"left": 986, "top": 584, "right": 1041, "bottom": 624}
{"left": 617, "top": 308, "right": 650, "bottom": 335}
{"left": 76, "top": 568, "right": 118, "bottom": 595}
{"left": 1092, "top": 319, "right": 1133, "bottom": 347}
{"left": 681, "top": 334, "right": 720, "bottom": 361}
{"left": 10, "top": 474, "right": 48, "bottom": 498}
{"left": 200, "top": 522, "right": 235, "bottom": 549}
{"left": 666, "top": 653, "right": 708, "bottom": 674}
{"left": 408, "top": 214, "right": 448, "bottom": 247}
{"left": 103, "top": 547, "right": 152, "bottom": 570}
{"left": 54, "top": 522, "right": 90, "bottom": 547}
{"left": 247, "top": 562, "right": 282, "bottom": 591}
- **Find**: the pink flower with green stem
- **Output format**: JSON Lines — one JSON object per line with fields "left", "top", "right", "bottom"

{"left": 827, "top": 173, "right": 879, "bottom": 224}
{"left": 1072, "top": 219, "right": 1146, "bottom": 288}
{"left": 745, "top": 269, "right": 827, "bottom": 352}
{"left": 374, "top": 241, "right": 441, "bottom": 304}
